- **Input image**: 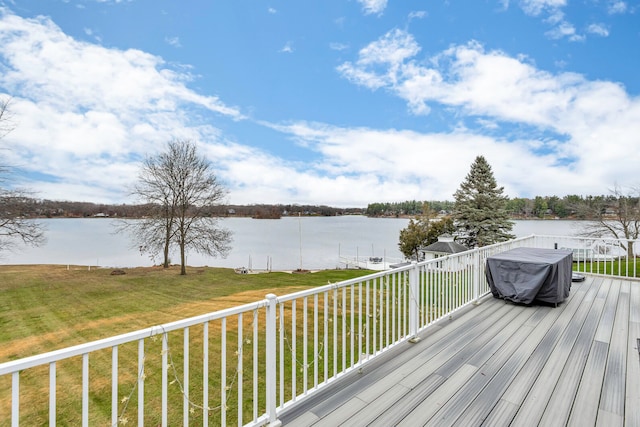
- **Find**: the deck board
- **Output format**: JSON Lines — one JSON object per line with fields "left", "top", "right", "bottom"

{"left": 505, "top": 276, "right": 601, "bottom": 426}
{"left": 536, "top": 277, "right": 609, "bottom": 427}
{"left": 626, "top": 283, "right": 640, "bottom": 427}
{"left": 278, "top": 275, "right": 639, "bottom": 427}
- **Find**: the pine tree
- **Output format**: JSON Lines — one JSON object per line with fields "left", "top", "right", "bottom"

{"left": 453, "top": 156, "right": 514, "bottom": 247}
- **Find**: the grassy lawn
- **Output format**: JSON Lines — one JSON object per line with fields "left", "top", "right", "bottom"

{"left": 573, "top": 258, "right": 640, "bottom": 277}
{"left": 1, "top": 265, "right": 376, "bottom": 425}
{"left": 0, "top": 264, "right": 373, "bottom": 362}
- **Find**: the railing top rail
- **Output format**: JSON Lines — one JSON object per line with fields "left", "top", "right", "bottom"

{"left": 275, "top": 266, "right": 416, "bottom": 302}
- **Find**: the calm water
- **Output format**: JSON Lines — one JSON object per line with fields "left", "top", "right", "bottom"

{"left": 2, "top": 217, "right": 587, "bottom": 270}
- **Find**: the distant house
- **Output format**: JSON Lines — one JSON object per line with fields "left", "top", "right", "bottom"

{"left": 419, "top": 234, "right": 469, "bottom": 260}
{"left": 93, "top": 213, "right": 109, "bottom": 218}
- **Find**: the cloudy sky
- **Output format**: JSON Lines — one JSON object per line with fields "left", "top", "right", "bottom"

{"left": 0, "top": 0, "right": 638, "bottom": 207}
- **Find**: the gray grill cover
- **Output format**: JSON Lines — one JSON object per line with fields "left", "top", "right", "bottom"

{"left": 485, "top": 247, "right": 573, "bottom": 305}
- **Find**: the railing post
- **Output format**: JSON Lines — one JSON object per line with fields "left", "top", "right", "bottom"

{"left": 408, "top": 262, "right": 420, "bottom": 343}
{"left": 473, "top": 251, "right": 481, "bottom": 303}
{"left": 265, "top": 294, "right": 282, "bottom": 426}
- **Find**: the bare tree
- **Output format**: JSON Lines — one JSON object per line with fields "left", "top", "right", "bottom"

{"left": 126, "top": 139, "right": 232, "bottom": 274}
{"left": 0, "top": 97, "right": 46, "bottom": 253}
{"left": 0, "top": 192, "right": 46, "bottom": 252}
{"left": 579, "top": 184, "right": 640, "bottom": 259}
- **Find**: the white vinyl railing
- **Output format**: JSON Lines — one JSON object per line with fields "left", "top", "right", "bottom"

{"left": 1, "top": 234, "right": 638, "bottom": 426}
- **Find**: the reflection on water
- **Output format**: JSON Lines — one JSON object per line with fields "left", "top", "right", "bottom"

{"left": 2, "top": 217, "right": 585, "bottom": 270}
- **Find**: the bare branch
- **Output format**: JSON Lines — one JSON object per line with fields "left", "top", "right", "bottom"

{"left": 0, "top": 97, "right": 16, "bottom": 140}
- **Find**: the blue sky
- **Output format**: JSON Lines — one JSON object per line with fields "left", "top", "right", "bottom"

{"left": 0, "top": 0, "right": 638, "bottom": 207}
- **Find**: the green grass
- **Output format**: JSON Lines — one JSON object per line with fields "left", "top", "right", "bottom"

{"left": 573, "top": 258, "right": 640, "bottom": 277}
{"left": 0, "top": 265, "right": 374, "bottom": 426}
{"left": 0, "top": 265, "right": 372, "bottom": 356}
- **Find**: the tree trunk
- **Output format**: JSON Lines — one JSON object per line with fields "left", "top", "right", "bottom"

{"left": 162, "top": 229, "right": 171, "bottom": 268}
{"left": 162, "top": 240, "right": 170, "bottom": 268}
{"left": 180, "top": 241, "right": 186, "bottom": 275}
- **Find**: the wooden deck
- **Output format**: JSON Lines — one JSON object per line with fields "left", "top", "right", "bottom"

{"left": 279, "top": 275, "right": 640, "bottom": 426}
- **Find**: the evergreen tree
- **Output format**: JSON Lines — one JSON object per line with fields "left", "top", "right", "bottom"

{"left": 453, "top": 156, "right": 514, "bottom": 247}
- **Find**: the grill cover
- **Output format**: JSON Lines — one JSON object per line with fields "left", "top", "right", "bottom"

{"left": 485, "top": 247, "right": 573, "bottom": 305}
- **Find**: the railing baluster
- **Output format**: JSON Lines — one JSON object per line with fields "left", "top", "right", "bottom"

{"left": 279, "top": 303, "right": 284, "bottom": 408}
{"left": 350, "top": 285, "right": 354, "bottom": 368}
{"left": 342, "top": 287, "right": 346, "bottom": 373}
{"left": 385, "top": 276, "right": 390, "bottom": 346}
{"left": 184, "top": 327, "right": 190, "bottom": 426}
{"left": 137, "top": 339, "right": 144, "bottom": 427}
{"left": 366, "top": 280, "right": 370, "bottom": 358}
{"left": 82, "top": 353, "right": 89, "bottom": 426}
{"left": 314, "top": 293, "right": 319, "bottom": 388}
{"left": 303, "top": 297, "right": 308, "bottom": 394}
{"left": 203, "top": 322, "right": 209, "bottom": 426}
{"left": 291, "top": 299, "right": 297, "bottom": 400}
{"left": 162, "top": 332, "right": 168, "bottom": 427}
{"left": 221, "top": 318, "right": 226, "bottom": 427}
{"left": 12, "top": 371, "right": 18, "bottom": 427}
{"left": 252, "top": 311, "right": 258, "bottom": 422}
{"left": 323, "top": 291, "right": 328, "bottom": 383}
{"left": 333, "top": 288, "right": 337, "bottom": 377}
{"left": 236, "top": 315, "right": 242, "bottom": 426}
{"left": 358, "top": 282, "right": 362, "bottom": 363}
{"left": 372, "top": 277, "right": 377, "bottom": 354}
{"left": 50, "top": 361, "right": 56, "bottom": 426}
{"left": 391, "top": 273, "right": 398, "bottom": 342}
{"left": 111, "top": 346, "right": 118, "bottom": 426}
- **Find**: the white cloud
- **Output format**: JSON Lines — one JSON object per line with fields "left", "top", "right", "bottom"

{"left": 268, "top": 7, "right": 277, "bottom": 14}
{"left": 520, "top": 0, "right": 567, "bottom": 16}
{"left": 280, "top": 41, "right": 294, "bottom": 53}
{"left": 0, "top": 9, "right": 243, "bottom": 202}
{"left": 586, "top": 23, "right": 609, "bottom": 37}
{"left": 608, "top": 1, "right": 627, "bottom": 14}
{"left": 165, "top": 36, "right": 182, "bottom": 48}
{"left": 336, "top": 30, "right": 640, "bottom": 197}
{"left": 545, "top": 21, "right": 584, "bottom": 41}
{"left": 337, "top": 29, "right": 420, "bottom": 90}
{"left": 357, "top": 0, "right": 388, "bottom": 16}
{"left": 329, "top": 42, "right": 349, "bottom": 51}
{"left": 408, "top": 11, "right": 427, "bottom": 20}
{"left": 265, "top": 121, "right": 589, "bottom": 202}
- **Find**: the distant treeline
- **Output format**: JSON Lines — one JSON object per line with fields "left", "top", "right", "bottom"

{"left": 366, "top": 195, "right": 635, "bottom": 219}
{"left": 8, "top": 194, "right": 632, "bottom": 220}
{"left": 365, "top": 200, "right": 455, "bottom": 217}
{"left": 13, "top": 199, "right": 365, "bottom": 218}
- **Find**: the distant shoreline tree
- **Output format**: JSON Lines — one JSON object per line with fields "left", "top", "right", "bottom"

{"left": 452, "top": 156, "right": 514, "bottom": 248}
{"left": 0, "top": 97, "right": 46, "bottom": 253}
{"left": 123, "top": 139, "right": 232, "bottom": 275}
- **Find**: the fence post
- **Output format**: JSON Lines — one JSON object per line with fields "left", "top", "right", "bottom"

{"left": 265, "top": 294, "right": 282, "bottom": 426}
{"left": 408, "top": 262, "right": 420, "bottom": 342}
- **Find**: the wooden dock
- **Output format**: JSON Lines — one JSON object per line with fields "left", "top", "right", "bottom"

{"left": 279, "top": 275, "right": 640, "bottom": 426}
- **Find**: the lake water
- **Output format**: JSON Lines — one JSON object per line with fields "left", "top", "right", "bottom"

{"left": 2, "top": 217, "right": 588, "bottom": 270}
